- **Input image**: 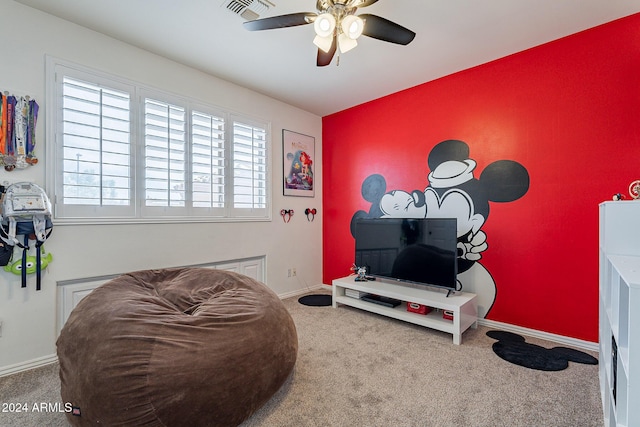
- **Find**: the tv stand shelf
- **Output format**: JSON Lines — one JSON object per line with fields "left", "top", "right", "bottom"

{"left": 332, "top": 276, "right": 478, "bottom": 344}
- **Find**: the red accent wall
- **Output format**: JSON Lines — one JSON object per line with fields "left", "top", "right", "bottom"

{"left": 322, "top": 13, "right": 640, "bottom": 342}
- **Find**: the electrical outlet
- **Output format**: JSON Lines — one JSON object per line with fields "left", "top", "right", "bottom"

{"left": 287, "top": 269, "right": 292, "bottom": 277}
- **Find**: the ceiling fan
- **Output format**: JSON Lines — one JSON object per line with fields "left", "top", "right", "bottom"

{"left": 243, "top": 0, "right": 416, "bottom": 66}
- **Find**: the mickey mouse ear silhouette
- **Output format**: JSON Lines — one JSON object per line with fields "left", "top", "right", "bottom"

{"left": 486, "top": 330, "right": 598, "bottom": 371}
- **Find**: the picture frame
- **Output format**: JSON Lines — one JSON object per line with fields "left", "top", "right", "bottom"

{"left": 283, "top": 129, "right": 315, "bottom": 197}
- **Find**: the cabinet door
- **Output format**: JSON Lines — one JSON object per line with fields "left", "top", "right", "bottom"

{"left": 58, "top": 278, "right": 111, "bottom": 333}
{"left": 215, "top": 262, "right": 240, "bottom": 273}
{"left": 216, "top": 258, "right": 264, "bottom": 282}
{"left": 240, "top": 259, "right": 264, "bottom": 282}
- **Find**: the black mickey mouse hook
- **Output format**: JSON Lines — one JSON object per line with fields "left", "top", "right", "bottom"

{"left": 280, "top": 209, "right": 294, "bottom": 223}
{"left": 305, "top": 208, "right": 317, "bottom": 221}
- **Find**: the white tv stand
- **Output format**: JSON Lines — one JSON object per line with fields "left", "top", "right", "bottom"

{"left": 332, "top": 276, "right": 478, "bottom": 344}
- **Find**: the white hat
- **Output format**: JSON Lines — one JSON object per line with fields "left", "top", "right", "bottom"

{"left": 428, "top": 159, "right": 476, "bottom": 188}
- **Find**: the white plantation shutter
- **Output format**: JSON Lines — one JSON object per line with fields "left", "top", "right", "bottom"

{"left": 191, "top": 110, "right": 225, "bottom": 210}
{"left": 50, "top": 59, "right": 270, "bottom": 222}
{"left": 143, "top": 98, "right": 186, "bottom": 209}
{"left": 56, "top": 75, "right": 134, "bottom": 218}
{"left": 232, "top": 119, "right": 268, "bottom": 215}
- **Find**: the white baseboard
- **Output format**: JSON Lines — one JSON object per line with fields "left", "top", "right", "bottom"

{"left": 0, "top": 287, "right": 597, "bottom": 378}
{"left": 478, "top": 318, "right": 598, "bottom": 353}
{"left": 278, "top": 283, "right": 329, "bottom": 301}
{"left": 0, "top": 281, "right": 325, "bottom": 378}
{"left": 294, "top": 285, "right": 599, "bottom": 353}
{"left": 0, "top": 354, "right": 58, "bottom": 378}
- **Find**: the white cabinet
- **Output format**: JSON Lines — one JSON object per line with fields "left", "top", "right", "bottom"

{"left": 332, "top": 276, "right": 477, "bottom": 344}
{"left": 599, "top": 201, "right": 640, "bottom": 427}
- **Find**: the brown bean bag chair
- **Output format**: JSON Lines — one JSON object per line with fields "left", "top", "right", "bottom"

{"left": 57, "top": 268, "right": 298, "bottom": 426}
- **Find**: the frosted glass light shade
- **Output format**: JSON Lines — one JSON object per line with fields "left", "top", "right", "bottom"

{"left": 314, "top": 13, "right": 336, "bottom": 38}
{"left": 313, "top": 34, "right": 334, "bottom": 53}
{"left": 341, "top": 15, "right": 364, "bottom": 40}
{"left": 338, "top": 33, "right": 358, "bottom": 53}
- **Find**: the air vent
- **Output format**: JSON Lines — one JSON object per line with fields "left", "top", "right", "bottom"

{"left": 222, "top": 0, "right": 274, "bottom": 20}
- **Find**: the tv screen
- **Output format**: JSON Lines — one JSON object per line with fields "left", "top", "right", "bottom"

{"left": 354, "top": 218, "right": 458, "bottom": 291}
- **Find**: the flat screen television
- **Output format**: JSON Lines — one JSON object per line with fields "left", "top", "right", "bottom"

{"left": 354, "top": 218, "right": 459, "bottom": 295}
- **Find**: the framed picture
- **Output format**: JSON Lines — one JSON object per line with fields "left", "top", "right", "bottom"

{"left": 283, "top": 129, "right": 315, "bottom": 197}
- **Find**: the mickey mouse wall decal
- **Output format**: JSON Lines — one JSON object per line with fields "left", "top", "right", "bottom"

{"left": 305, "top": 208, "right": 317, "bottom": 221}
{"left": 350, "top": 139, "right": 530, "bottom": 318}
{"left": 280, "top": 209, "right": 294, "bottom": 223}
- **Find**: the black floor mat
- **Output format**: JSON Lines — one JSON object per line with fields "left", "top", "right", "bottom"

{"left": 298, "top": 294, "right": 332, "bottom": 307}
{"left": 486, "top": 330, "right": 598, "bottom": 371}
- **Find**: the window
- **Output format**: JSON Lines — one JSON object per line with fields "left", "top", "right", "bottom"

{"left": 48, "top": 59, "right": 270, "bottom": 222}
{"left": 61, "top": 78, "right": 131, "bottom": 207}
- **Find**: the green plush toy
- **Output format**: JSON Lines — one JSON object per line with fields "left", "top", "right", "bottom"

{"left": 4, "top": 248, "right": 53, "bottom": 275}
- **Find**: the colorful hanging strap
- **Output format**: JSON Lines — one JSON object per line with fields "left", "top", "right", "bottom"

{"left": 14, "top": 97, "right": 27, "bottom": 169}
{"left": 0, "top": 94, "right": 39, "bottom": 169}
{"left": 0, "top": 93, "right": 6, "bottom": 156}
{"left": 26, "top": 99, "right": 38, "bottom": 164}
{"left": 4, "top": 96, "right": 16, "bottom": 171}
{"left": 0, "top": 93, "right": 9, "bottom": 156}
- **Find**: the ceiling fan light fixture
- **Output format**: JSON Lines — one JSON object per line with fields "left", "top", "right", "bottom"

{"left": 313, "top": 34, "right": 334, "bottom": 52}
{"left": 242, "top": 1, "right": 415, "bottom": 67}
{"left": 314, "top": 13, "right": 336, "bottom": 38}
{"left": 338, "top": 33, "right": 358, "bottom": 53}
{"left": 341, "top": 15, "right": 364, "bottom": 40}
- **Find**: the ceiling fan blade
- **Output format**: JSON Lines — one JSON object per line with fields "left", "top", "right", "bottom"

{"left": 359, "top": 13, "right": 416, "bottom": 45}
{"left": 317, "top": 36, "right": 337, "bottom": 66}
{"left": 243, "top": 12, "right": 316, "bottom": 31}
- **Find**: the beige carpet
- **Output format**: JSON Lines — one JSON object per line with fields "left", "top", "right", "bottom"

{"left": 0, "top": 289, "right": 602, "bottom": 426}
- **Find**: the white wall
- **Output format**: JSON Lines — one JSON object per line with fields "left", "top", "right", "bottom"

{"left": 0, "top": 0, "right": 323, "bottom": 373}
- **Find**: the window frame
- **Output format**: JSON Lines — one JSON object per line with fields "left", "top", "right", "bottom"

{"left": 46, "top": 57, "right": 272, "bottom": 224}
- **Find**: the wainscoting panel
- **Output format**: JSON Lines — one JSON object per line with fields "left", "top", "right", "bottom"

{"left": 56, "top": 257, "right": 265, "bottom": 335}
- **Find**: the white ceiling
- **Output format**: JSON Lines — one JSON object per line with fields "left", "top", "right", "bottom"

{"left": 14, "top": 0, "right": 640, "bottom": 116}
